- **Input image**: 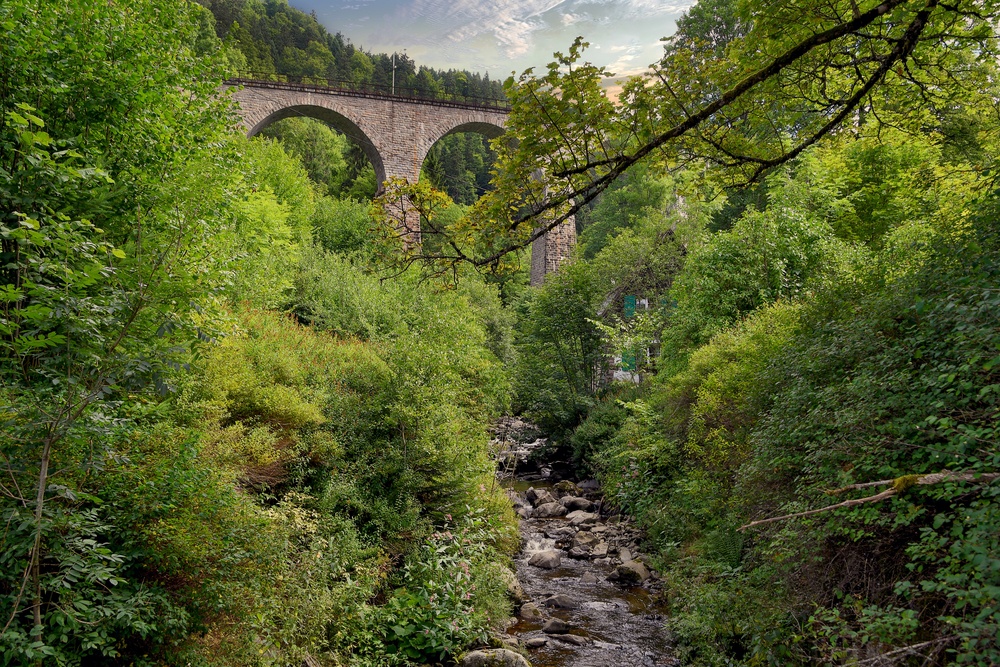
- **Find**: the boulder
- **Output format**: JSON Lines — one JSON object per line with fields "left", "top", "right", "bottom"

{"left": 553, "top": 480, "right": 579, "bottom": 495}
{"left": 617, "top": 559, "right": 651, "bottom": 583}
{"left": 460, "top": 649, "right": 531, "bottom": 667}
{"left": 525, "top": 636, "right": 548, "bottom": 649}
{"left": 519, "top": 602, "right": 544, "bottom": 620}
{"left": 542, "top": 618, "right": 570, "bottom": 634}
{"left": 544, "top": 526, "right": 576, "bottom": 540}
{"left": 571, "top": 531, "right": 600, "bottom": 550}
{"left": 542, "top": 594, "right": 579, "bottom": 609}
{"left": 566, "top": 511, "right": 599, "bottom": 527}
{"left": 531, "top": 490, "right": 557, "bottom": 507}
{"left": 618, "top": 548, "right": 633, "bottom": 562}
{"left": 551, "top": 634, "right": 589, "bottom": 646}
{"left": 533, "top": 502, "right": 567, "bottom": 518}
{"left": 590, "top": 542, "right": 609, "bottom": 558}
{"left": 578, "top": 479, "right": 601, "bottom": 492}
{"left": 528, "top": 549, "right": 562, "bottom": 569}
{"left": 524, "top": 487, "right": 538, "bottom": 504}
{"left": 498, "top": 567, "right": 525, "bottom": 602}
{"left": 515, "top": 507, "right": 532, "bottom": 519}
{"left": 580, "top": 571, "right": 599, "bottom": 584}
{"left": 560, "top": 496, "right": 593, "bottom": 511}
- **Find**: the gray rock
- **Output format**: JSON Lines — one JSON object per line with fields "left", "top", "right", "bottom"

{"left": 590, "top": 542, "right": 609, "bottom": 558}
{"left": 519, "top": 602, "right": 544, "bottom": 620}
{"left": 553, "top": 480, "right": 579, "bottom": 495}
{"left": 525, "top": 637, "right": 548, "bottom": 649}
{"left": 528, "top": 549, "right": 562, "bottom": 569}
{"left": 533, "top": 502, "right": 567, "bottom": 518}
{"left": 499, "top": 567, "right": 525, "bottom": 602}
{"left": 581, "top": 571, "right": 599, "bottom": 584}
{"left": 551, "top": 634, "right": 589, "bottom": 646}
{"left": 544, "top": 526, "right": 576, "bottom": 540}
{"left": 515, "top": 507, "right": 532, "bottom": 519}
{"left": 617, "top": 559, "right": 650, "bottom": 583}
{"left": 579, "top": 479, "right": 601, "bottom": 491}
{"left": 542, "top": 618, "right": 570, "bottom": 634}
{"left": 618, "top": 548, "right": 633, "bottom": 562}
{"left": 566, "top": 511, "right": 599, "bottom": 526}
{"left": 460, "top": 649, "right": 531, "bottom": 667}
{"left": 568, "top": 547, "right": 590, "bottom": 559}
{"left": 542, "top": 594, "right": 579, "bottom": 609}
{"left": 571, "top": 531, "right": 600, "bottom": 550}
{"left": 524, "top": 487, "right": 538, "bottom": 504}
{"left": 531, "top": 490, "right": 557, "bottom": 507}
{"left": 593, "top": 557, "right": 612, "bottom": 566}
{"left": 560, "top": 496, "right": 593, "bottom": 511}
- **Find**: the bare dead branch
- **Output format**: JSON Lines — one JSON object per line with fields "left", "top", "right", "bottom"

{"left": 739, "top": 470, "right": 1000, "bottom": 531}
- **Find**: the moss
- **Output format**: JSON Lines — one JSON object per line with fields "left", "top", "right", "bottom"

{"left": 892, "top": 474, "right": 923, "bottom": 493}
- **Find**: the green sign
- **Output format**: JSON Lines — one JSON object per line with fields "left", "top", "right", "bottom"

{"left": 624, "top": 295, "right": 637, "bottom": 318}
{"left": 621, "top": 349, "right": 636, "bottom": 371}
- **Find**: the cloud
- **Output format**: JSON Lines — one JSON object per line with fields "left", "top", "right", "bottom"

{"left": 405, "top": 0, "right": 571, "bottom": 57}
{"left": 315, "top": 0, "right": 696, "bottom": 74}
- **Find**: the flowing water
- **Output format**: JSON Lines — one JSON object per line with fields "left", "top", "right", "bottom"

{"left": 501, "top": 478, "right": 678, "bottom": 667}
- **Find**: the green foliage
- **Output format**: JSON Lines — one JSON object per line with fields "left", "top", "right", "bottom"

{"left": 512, "top": 264, "right": 604, "bottom": 436}
{"left": 423, "top": 132, "right": 496, "bottom": 205}
{"left": 381, "top": 512, "right": 511, "bottom": 663}
{"left": 564, "top": 181, "right": 1000, "bottom": 665}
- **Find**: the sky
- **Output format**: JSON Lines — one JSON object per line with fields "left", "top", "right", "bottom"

{"left": 289, "top": 0, "right": 696, "bottom": 80}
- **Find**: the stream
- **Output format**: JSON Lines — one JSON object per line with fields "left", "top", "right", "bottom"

{"left": 494, "top": 420, "right": 678, "bottom": 667}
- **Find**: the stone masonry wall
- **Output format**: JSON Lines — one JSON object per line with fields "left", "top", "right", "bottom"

{"left": 228, "top": 83, "right": 575, "bottom": 282}
{"left": 228, "top": 85, "right": 507, "bottom": 189}
{"left": 530, "top": 216, "right": 577, "bottom": 287}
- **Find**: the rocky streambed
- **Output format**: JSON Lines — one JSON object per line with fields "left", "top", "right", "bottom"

{"left": 484, "top": 418, "right": 677, "bottom": 667}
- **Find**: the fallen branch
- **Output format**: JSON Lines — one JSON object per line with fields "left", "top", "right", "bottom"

{"left": 739, "top": 470, "right": 1000, "bottom": 531}
{"left": 852, "top": 637, "right": 953, "bottom": 665}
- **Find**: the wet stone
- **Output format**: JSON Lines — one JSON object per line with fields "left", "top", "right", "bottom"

{"left": 531, "top": 490, "right": 558, "bottom": 507}
{"left": 551, "top": 633, "right": 589, "bottom": 646}
{"left": 553, "top": 480, "right": 579, "bottom": 495}
{"left": 460, "top": 649, "right": 531, "bottom": 667}
{"left": 566, "top": 511, "right": 599, "bottom": 526}
{"left": 591, "top": 542, "right": 609, "bottom": 558}
{"left": 525, "top": 637, "right": 548, "bottom": 649}
{"left": 581, "top": 571, "right": 599, "bottom": 584}
{"left": 560, "top": 495, "right": 593, "bottom": 511}
{"left": 572, "top": 531, "right": 600, "bottom": 550}
{"left": 617, "top": 560, "right": 651, "bottom": 583}
{"left": 544, "top": 526, "right": 576, "bottom": 540}
{"left": 528, "top": 550, "right": 562, "bottom": 569}
{"left": 542, "top": 593, "right": 579, "bottom": 609}
{"left": 519, "top": 602, "right": 544, "bottom": 620}
{"left": 534, "top": 502, "right": 568, "bottom": 518}
{"left": 542, "top": 618, "right": 570, "bottom": 634}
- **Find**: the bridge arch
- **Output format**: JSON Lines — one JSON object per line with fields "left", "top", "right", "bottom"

{"left": 245, "top": 102, "right": 387, "bottom": 187}
{"left": 230, "top": 83, "right": 508, "bottom": 193}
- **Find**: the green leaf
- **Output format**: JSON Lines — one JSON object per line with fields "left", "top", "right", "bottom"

{"left": 111, "top": 248, "right": 126, "bottom": 259}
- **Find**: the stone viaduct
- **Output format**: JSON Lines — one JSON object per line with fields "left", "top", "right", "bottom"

{"left": 226, "top": 77, "right": 575, "bottom": 285}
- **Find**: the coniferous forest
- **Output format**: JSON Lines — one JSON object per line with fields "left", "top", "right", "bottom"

{"left": 2, "top": 0, "right": 999, "bottom": 666}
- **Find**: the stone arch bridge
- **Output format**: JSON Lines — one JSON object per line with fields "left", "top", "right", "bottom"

{"left": 226, "top": 76, "right": 574, "bottom": 285}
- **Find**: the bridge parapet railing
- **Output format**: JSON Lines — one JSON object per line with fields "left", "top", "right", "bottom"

{"left": 226, "top": 71, "right": 511, "bottom": 112}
